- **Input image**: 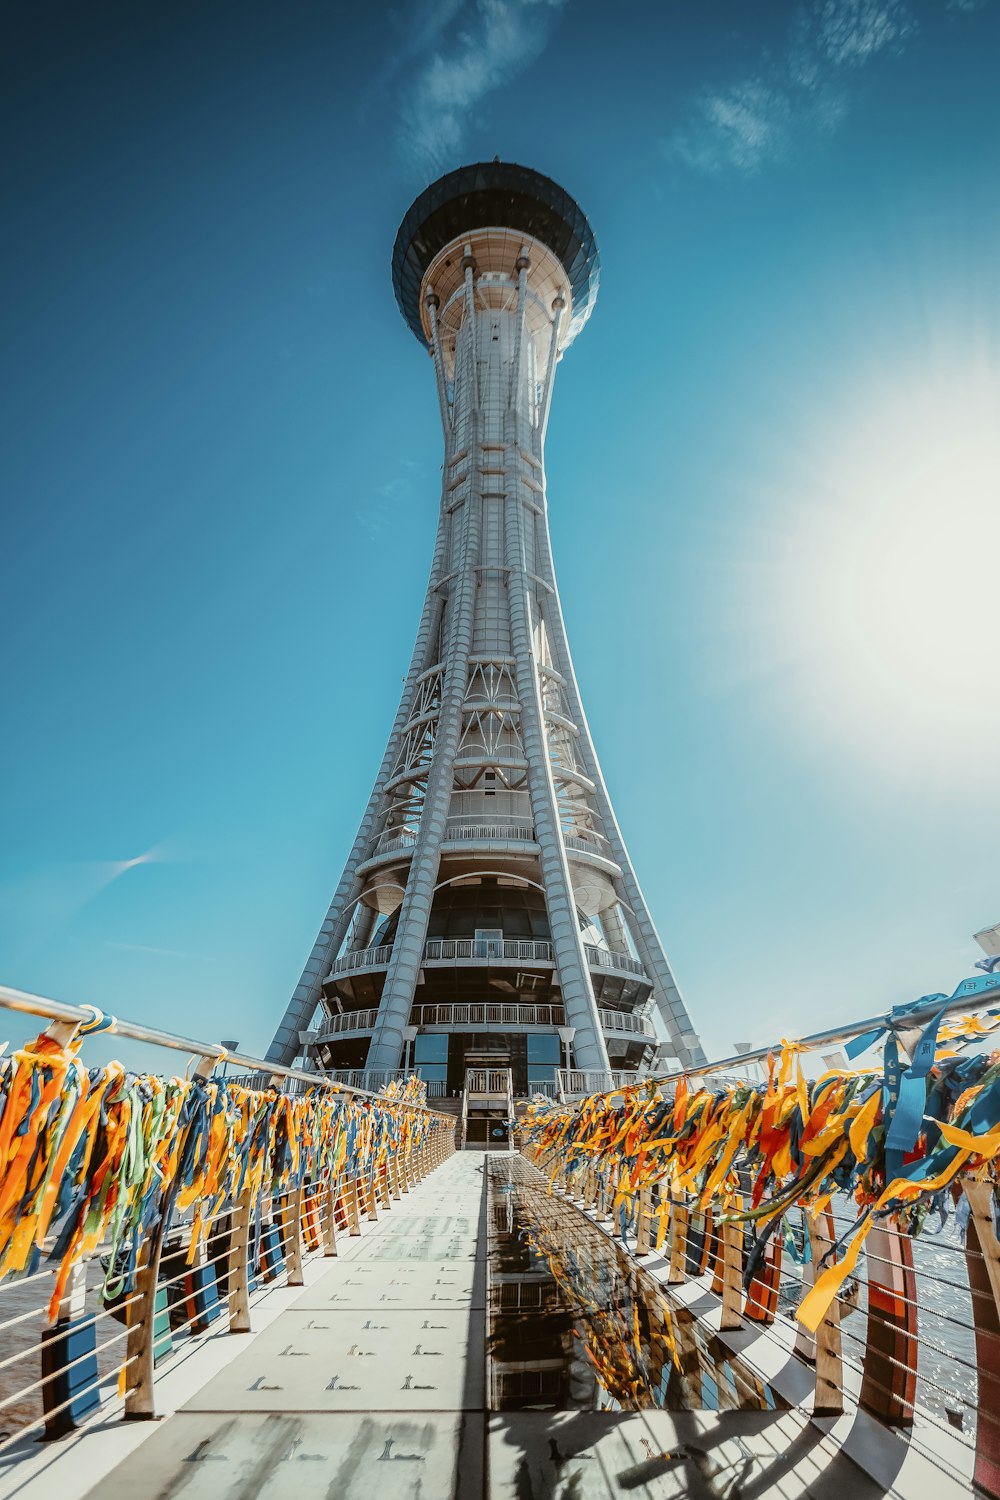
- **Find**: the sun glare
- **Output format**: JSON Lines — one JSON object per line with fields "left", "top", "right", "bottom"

{"left": 738, "top": 360, "right": 1000, "bottom": 775}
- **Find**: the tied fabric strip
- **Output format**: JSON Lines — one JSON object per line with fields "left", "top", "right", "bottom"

{"left": 0, "top": 1027, "right": 445, "bottom": 1321}
{"left": 520, "top": 1001, "right": 1000, "bottom": 1339}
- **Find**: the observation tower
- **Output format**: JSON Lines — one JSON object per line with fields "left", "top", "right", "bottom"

{"left": 268, "top": 162, "right": 706, "bottom": 1102}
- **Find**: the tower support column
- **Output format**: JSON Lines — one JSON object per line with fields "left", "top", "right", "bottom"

{"left": 502, "top": 416, "right": 608, "bottom": 1070}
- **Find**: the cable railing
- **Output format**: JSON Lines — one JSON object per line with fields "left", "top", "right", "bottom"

{"left": 0, "top": 985, "right": 456, "bottom": 1455}
{"left": 521, "top": 968, "right": 1000, "bottom": 1500}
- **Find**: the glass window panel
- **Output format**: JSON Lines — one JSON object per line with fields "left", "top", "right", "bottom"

{"left": 527, "top": 1035, "right": 561, "bottom": 1063}
{"left": 414, "top": 1034, "right": 449, "bottom": 1063}
{"left": 416, "top": 1063, "right": 447, "bottom": 1083}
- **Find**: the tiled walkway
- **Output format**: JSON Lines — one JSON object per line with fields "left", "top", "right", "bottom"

{"left": 82, "top": 1151, "right": 489, "bottom": 1500}
{"left": 17, "top": 1151, "right": 960, "bottom": 1500}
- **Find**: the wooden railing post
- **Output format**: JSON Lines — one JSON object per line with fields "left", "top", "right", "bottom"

{"left": 125, "top": 1052, "right": 230, "bottom": 1418}
{"left": 805, "top": 1206, "right": 844, "bottom": 1417}
{"left": 361, "top": 1162, "right": 379, "bottom": 1221}
{"left": 124, "top": 1225, "right": 166, "bottom": 1419}
{"left": 322, "top": 1181, "right": 338, "bottom": 1257}
{"left": 961, "top": 1177, "right": 1000, "bottom": 1497}
{"left": 668, "top": 1196, "right": 689, "bottom": 1285}
{"left": 347, "top": 1174, "right": 362, "bottom": 1236}
{"left": 859, "top": 1223, "right": 917, "bottom": 1425}
{"left": 720, "top": 1219, "right": 744, "bottom": 1331}
{"left": 282, "top": 1185, "right": 304, "bottom": 1287}
{"left": 635, "top": 1186, "right": 654, "bottom": 1256}
{"left": 745, "top": 1232, "right": 783, "bottom": 1325}
{"left": 584, "top": 1166, "right": 598, "bottom": 1213}
{"left": 227, "top": 1188, "right": 253, "bottom": 1333}
{"left": 686, "top": 1207, "right": 713, "bottom": 1277}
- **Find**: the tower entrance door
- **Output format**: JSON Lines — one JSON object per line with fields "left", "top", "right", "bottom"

{"left": 474, "top": 928, "right": 504, "bottom": 958}
{"left": 447, "top": 1033, "right": 527, "bottom": 1096}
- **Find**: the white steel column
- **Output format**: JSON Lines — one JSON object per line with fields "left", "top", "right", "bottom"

{"left": 365, "top": 263, "right": 482, "bottom": 1071}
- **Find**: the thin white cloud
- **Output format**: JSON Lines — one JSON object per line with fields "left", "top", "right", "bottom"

{"left": 811, "top": 0, "right": 913, "bottom": 65}
{"left": 669, "top": 80, "right": 796, "bottom": 174}
{"left": 666, "top": 0, "right": 916, "bottom": 174}
{"left": 107, "top": 940, "right": 209, "bottom": 961}
{"left": 396, "top": 0, "right": 568, "bottom": 171}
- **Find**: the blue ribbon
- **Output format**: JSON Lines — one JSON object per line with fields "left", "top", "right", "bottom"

{"left": 845, "top": 992, "right": 948, "bottom": 1061}
{"left": 883, "top": 1000, "right": 952, "bottom": 1183}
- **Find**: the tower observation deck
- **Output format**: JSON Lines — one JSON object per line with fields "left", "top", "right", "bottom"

{"left": 268, "top": 162, "right": 707, "bottom": 1095}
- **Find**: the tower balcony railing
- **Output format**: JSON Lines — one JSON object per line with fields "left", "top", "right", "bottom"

{"left": 413, "top": 1001, "right": 563, "bottom": 1028}
{"left": 465, "top": 1066, "right": 514, "bottom": 1099}
{"left": 372, "top": 830, "right": 419, "bottom": 856}
{"left": 314, "top": 1007, "right": 381, "bottom": 1039}
{"left": 323, "top": 1067, "right": 412, "bottom": 1092}
{"left": 423, "top": 937, "right": 554, "bottom": 964}
{"left": 328, "top": 943, "right": 394, "bottom": 977}
{"left": 443, "top": 820, "right": 536, "bottom": 842}
{"left": 598, "top": 1007, "right": 655, "bottom": 1037}
{"left": 328, "top": 938, "right": 648, "bottom": 983}
{"left": 583, "top": 943, "right": 647, "bottom": 978}
{"left": 558, "top": 1068, "right": 639, "bottom": 1097}
{"left": 564, "top": 831, "right": 614, "bottom": 859}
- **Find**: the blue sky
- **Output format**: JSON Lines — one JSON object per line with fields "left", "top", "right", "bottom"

{"left": 2, "top": 0, "right": 999, "bottom": 1067}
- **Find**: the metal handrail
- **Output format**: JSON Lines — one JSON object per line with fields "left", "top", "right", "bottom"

{"left": 598, "top": 1007, "right": 654, "bottom": 1036}
{"left": 465, "top": 1067, "right": 513, "bottom": 1096}
{"left": 564, "top": 832, "right": 612, "bottom": 856}
{"left": 0, "top": 984, "right": 429, "bottom": 1112}
{"left": 423, "top": 937, "right": 554, "bottom": 963}
{"left": 583, "top": 943, "right": 647, "bottom": 978}
{"left": 558, "top": 1068, "right": 638, "bottom": 1096}
{"left": 645, "top": 971, "right": 1000, "bottom": 1092}
{"left": 413, "top": 1002, "right": 561, "bottom": 1027}
{"left": 329, "top": 943, "right": 394, "bottom": 976}
{"left": 322, "top": 1068, "right": 412, "bottom": 1091}
{"left": 575, "top": 970, "right": 1000, "bottom": 1101}
{"left": 314, "top": 1008, "right": 381, "bottom": 1038}
{"left": 443, "top": 821, "right": 536, "bottom": 841}
{"left": 374, "top": 830, "right": 418, "bottom": 852}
